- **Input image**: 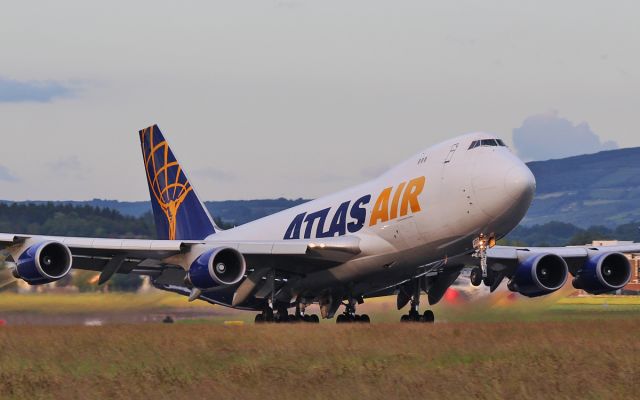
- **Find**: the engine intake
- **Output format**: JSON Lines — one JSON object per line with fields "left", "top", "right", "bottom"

{"left": 508, "top": 253, "right": 568, "bottom": 297}
{"left": 16, "top": 241, "right": 73, "bottom": 285}
{"left": 573, "top": 252, "right": 631, "bottom": 295}
{"left": 187, "top": 247, "right": 246, "bottom": 290}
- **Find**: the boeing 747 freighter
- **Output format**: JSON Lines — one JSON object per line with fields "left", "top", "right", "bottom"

{"left": 0, "top": 126, "right": 633, "bottom": 323}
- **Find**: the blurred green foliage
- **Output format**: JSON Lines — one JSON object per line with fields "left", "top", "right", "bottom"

{"left": 0, "top": 203, "right": 155, "bottom": 238}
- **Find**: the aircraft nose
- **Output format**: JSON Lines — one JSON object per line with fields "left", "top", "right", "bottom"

{"left": 504, "top": 164, "right": 536, "bottom": 202}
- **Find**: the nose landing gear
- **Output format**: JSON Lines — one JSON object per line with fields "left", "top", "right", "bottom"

{"left": 472, "top": 233, "right": 490, "bottom": 280}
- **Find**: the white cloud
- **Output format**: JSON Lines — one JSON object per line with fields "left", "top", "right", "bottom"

{"left": 0, "top": 77, "right": 76, "bottom": 103}
{"left": 0, "top": 165, "right": 18, "bottom": 182}
{"left": 512, "top": 111, "right": 618, "bottom": 161}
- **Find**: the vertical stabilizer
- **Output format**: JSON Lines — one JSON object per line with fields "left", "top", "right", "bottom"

{"left": 139, "top": 125, "right": 217, "bottom": 240}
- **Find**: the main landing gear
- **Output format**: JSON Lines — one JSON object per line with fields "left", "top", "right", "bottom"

{"left": 400, "top": 281, "right": 434, "bottom": 323}
{"left": 336, "top": 298, "right": 370, "bottom": 324}
{"left": 254, "top": 302, "right": 320, "bottom": 324}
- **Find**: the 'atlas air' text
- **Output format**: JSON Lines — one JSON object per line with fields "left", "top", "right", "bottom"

{"left": 284, "top": 176, "right": 426, "bottom": 240}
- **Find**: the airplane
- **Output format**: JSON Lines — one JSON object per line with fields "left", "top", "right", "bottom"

{"left": 0, "top": 125, "right": 634, "bottom": 323}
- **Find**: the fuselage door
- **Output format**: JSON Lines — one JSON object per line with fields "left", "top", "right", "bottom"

{"left": 444, "top": 143, "right": 459, "bottom": 164}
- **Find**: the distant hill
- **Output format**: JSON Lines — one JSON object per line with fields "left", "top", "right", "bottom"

{"left": 3, "top": 147, "right": 640, "bottom": 228}
{"left": 524, "top": 147, "right": 640, "bottom": 227}
{"left": 0, "top": 198, "right": 310, "bottom": 227}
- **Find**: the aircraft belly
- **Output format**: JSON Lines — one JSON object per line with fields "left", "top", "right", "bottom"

{"left": 290, "top": 239, "right": 455, "bottom": 297}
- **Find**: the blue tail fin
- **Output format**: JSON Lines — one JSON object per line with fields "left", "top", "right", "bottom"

{"left": 139, "top": 125, "right": 217, "bottom": 240}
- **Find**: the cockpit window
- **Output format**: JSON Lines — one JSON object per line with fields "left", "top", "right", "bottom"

{"left": 480, "top": 139, "right": 497, "bottom": 146}
{"left": 468, "top": 138, "right": 507, "bottom": 150}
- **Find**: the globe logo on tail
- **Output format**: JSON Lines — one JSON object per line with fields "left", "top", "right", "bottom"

{"left": 140, "top": 126, "right": 193, "bottom": 240}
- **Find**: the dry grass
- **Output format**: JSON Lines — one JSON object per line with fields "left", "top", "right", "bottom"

{"left": 0, "top": 319, "right": 639, "bottom": 400}
{"left": 0, "top": 292, "right": 210, "bottom": 314}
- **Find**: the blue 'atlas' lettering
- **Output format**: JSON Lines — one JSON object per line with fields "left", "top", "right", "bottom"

{"left": 304, "top": 208, "right": 331, "bottom": 239}
{"left": 348, "top": 195, "right": 371, "bottom": 233}
{"left": 284, "top": 212, "right": 306, "bottom": 240}
{"left": 283, "top": 194, "right": 372, "bottom": 240}
{"left": 325, "top": 201, "right": 350, "bottom": 237}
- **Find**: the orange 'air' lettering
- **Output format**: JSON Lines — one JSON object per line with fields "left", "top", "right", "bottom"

{"left": 389, "top": 181, "right": 406, "bottom": 220}
{"left": 369, "top": 187, "right": 392, "bottom": 226}
{"left": 400, "top": 176, "right": 426, "bottom": 216}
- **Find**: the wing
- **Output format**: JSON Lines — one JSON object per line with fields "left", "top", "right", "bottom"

{"left": 0, "top": 232, "right": 360, "bottom": 287}
{"left": 461, "top": 243, "right": 639, "bottom": 297}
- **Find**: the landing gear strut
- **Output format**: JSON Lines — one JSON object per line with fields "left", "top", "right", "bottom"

{"left": 400, "top": 279, "right": 435, "bottom": 323}
{"left": 336, "top": 297, "right": 370, "bottom": 324}
{"left": 471, "top": 233, "right": 502, "bottom": 290}
{"left": 472, "top": 233, "right": 490, "bottom": 280}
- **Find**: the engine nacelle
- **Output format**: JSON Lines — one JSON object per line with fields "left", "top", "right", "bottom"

{"left": 15, "top": 241, "right": 73, "bottom": 285}
{"left": 187, "top": 247, "right": 246, "bottom": 290}
{"left": 572, "top": 252, "right": 631, "bottom": 295}
{"left": 508, "top": 253, "right": 568, "bottom": 298}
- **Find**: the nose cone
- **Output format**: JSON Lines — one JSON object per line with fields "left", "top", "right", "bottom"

{"left": 504, "top": 164, "right": 536, "bottom": 202}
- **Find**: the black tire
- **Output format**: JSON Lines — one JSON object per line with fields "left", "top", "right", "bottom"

{"left": 255, "top": 314, "right": 265, "bottom": 324}
{"left": 423, "top": 310, "right": 435, "bottom": 324}
{"left": 470, "top": 268, "right": 483, "bottom": 286}
{"left": 401, "top": 315, "right": 409, "bottom": 323}
{"left": 360, "top": 314, "right": 371, "bottom": 324}
{"left": 409, "top": 310, "right": 420, "bottom": 322}
{"left": 336, "top": 314, "right": 347, "bottom": 324}
{"left": 310, "top": 314, "right": 320, "bottom": 323}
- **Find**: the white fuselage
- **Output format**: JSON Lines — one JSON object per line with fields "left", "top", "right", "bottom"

{"left": 209, "top": 133, "right": 536, "bottom": 297}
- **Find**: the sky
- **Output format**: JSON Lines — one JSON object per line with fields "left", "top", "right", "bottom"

{"left": 0, "top": 0, "right": 638, "bottom": 201}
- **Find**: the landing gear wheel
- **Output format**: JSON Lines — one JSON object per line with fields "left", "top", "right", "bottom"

{"left": 336, "top": 314, "right": 348, "bottom": 324}
{"left": 401, "top": 315, "right": 410, "bottom": 323}
{"left": 310, "top": 314, "right": 320, "bottom": 323}
{"left": 483, "top": 276, "right": 494, "bottom": 287}
{"left": 255, "top": 314, "right": 265, "bottom": 324}
{"left": 408, "top": 310, "right": 421, "bottom": 322}
{"left": 359, "top": 314, "right": 370, "bottom": 324}
{"left": 470, "top": 267, "right": 483, "bottom": 286}
{"left": 423, "top": 310, "right": 435, "bottom": 324}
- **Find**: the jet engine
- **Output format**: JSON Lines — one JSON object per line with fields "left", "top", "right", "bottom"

{"left": 186, "top": 247, "right": 246, "bottom": 290}
{"left": 572, "top": 252, "right": 631, "bottom": 295}
{"left": 14, "top": 241, "right": 73, "bottom": 285}
{"left": 507, "top": 253, "right": 568, "bottom": 297}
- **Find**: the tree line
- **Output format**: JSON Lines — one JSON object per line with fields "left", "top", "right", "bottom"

{"left": 502, "top": 221, "right": 640, "bottom": 247}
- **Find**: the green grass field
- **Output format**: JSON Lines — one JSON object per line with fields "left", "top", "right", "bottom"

{"left": 0, "top": 293, "right": 639, "bottom": 399}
